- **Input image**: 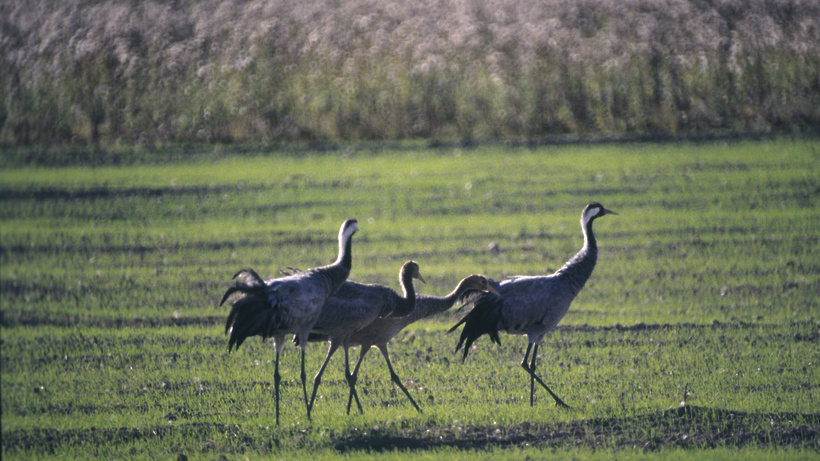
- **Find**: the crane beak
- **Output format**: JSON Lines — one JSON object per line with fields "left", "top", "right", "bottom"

{"left": 604, "top": 208, "right": 618, "bottom": 216}
{"left": 486, "top": 285, "right": 500, "bottom": 295}
{"left": 416, "top": 274, "right": 426, "bottom": 284}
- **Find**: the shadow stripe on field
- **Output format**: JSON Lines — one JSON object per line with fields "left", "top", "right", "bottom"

{"left": 2, "top": 406, "right": 817, "bottom": 452}
{"left": 333, "top": 406, "right": 819, "bottom": 452}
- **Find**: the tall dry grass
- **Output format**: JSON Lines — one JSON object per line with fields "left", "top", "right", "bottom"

{"left": 2, "top": 0, "right": 819, "bottom": 146}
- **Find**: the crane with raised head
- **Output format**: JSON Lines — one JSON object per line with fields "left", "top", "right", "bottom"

{"left": 220, "top": 218, "right": 358, "bottom": 425}
{"left": 449, "top": 203, "right": 617, "bottom": 408}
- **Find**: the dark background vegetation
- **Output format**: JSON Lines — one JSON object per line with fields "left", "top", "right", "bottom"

{"left": 2, "top": 0, "right": 819, "bottom": 148}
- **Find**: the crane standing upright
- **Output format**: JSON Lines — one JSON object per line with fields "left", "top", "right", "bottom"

{"left": 221, "top": 218, "right": 359, "bottom": 425}
{"left": 449, "top": 203, "right": 617, "bottom": 408}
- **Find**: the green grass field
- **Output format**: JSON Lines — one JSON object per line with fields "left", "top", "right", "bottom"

{"left": 1, "top": 138, "right": 818, "bottom": 460}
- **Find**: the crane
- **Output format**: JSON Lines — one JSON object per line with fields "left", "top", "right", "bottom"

{"left": 220, "top": 218, "right": 358, "bottom": 425}
{"left": 327, "top": 274, "right": 497, "bottom": 413}
{"left": 305, "top": 260, "right": 425, "bottom": 415}
{"left": 449, "top": 203, "right": 617, "bottom": 408}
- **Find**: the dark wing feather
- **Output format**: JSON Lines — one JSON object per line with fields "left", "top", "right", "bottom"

{"left": 233, "top": 268, "right": 265, "bottom": 284}
{"left": 221, "top": 268, "right": 266, "bottom": 306}
{"left": 458, "top": 278, "right": 502, "bottom": 310}
{"left": 225, "top": 293, "right": 274, "bottom": 351}
{"left": 222, "top": 267, "right": 275, "bottom": 351}
{"left": 448, "top": 291, "right": 503, "bottom": 361}
{"left": 220, "top": 286, "right": 249, "bottom": 306}
{"left": 457, "top": 286, "right": 486, "bottom": 306}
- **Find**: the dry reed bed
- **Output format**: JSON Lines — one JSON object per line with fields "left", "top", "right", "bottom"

{"left": 2, "top": 0, "right": 819, "bottom": 145}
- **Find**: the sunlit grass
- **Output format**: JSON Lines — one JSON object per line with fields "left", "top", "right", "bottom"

{"left": 1, "top": 138, "right": 818, "bottom": 459}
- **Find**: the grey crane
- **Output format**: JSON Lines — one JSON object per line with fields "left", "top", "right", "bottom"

{"left": 220, "top": 218, "right": 358, "bottom": 425}
{"left": 305, "top": 260, "right": 426, "bottom": 416}
{"left": 333, "top": 274, "right": 498, "bottom": 413}
{"left": 448, "top": 203, "right": 617, "bottom": 408}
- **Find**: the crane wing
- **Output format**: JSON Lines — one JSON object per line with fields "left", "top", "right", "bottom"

{"left": 496, "top": 275, "right": 573, "bottom": 336}
{"left": 310, "top": 281, "right": 395, "bottom": 335}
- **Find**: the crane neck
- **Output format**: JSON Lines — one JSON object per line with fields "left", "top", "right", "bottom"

{"left": 316, "top": 228, "right": 353, "bottom": 295}
{"left": 412, "top": 294, "right": 454, "bottom": 321}
{"left": 334, "top": 231, "right": 354, "bottom": 271}
{"left": 413, "top": 280, "right": 476, "bottom": 320}
{"left": 555, "top": 216, "right": 598, "bottom": 295}
{"left": 393, "top": 269, "right": 418, "bottom": 316}
{"left": 401, "top": 270, "right": 418, "bottom": 300}
{"left": 582, "top": 214, "right": 597, "bottom": 251}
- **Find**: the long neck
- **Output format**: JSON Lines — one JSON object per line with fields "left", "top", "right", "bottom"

{"left": 319, "top": 232, "right": 353, "bottom": 293}
{"left": 413, "top": 281, "right": 474, "bottom": 321}
{"left": 334, "top": 231, "right": 353, "bottom": 270}
{"left": 399, "top": 272, "right": 416, "bottom": 312}
{"left": 555, "top": 217, "right": 598, "bottom": 295}
{"left": 582, "top": 214, "right": 597, "bottom": 251}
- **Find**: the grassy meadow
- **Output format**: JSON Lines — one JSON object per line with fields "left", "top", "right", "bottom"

{"left": 1, "top": 137, "right": 818, "bottom": 459}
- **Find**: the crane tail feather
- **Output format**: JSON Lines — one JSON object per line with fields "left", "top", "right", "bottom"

{"left": 221, "top": 268, "right": 266, "bottom": 306}
{"left": 225, "top": 293, "right": 275, "bottom": 351}
{"left": 222, "top": 267, "right": 277, "bottom": 352}
{"left": 219, "top": 286, "right": 241, "bottom": 306}
{"left": 449, "top": 292, "right": 503, "bottom": 361}
{"left": 232, "top": 268, "right": 264, "bottom": 284}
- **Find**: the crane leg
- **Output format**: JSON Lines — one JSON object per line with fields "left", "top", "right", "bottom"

{"left": 343, "top": 346, "right": 364, "bottom": 415}
{"left": 521, "top": 343, "right": 535, "bottom": 406}
{"left": 273, "top": 351, "right": 282, "bottom": 426}
{"left": 346, "top": 346, "right": 369, "bottom": 415}
{"left": 521, "top": 343, "right": 570, "bottom": 409}
{"left": 300, "top": 348, "right": 311, "bottom": 420}
{"left": 307, "top": 342, "right": 340, "bottom": 417}
{"left": 528, "top": 344, "right": 538, "bottom": 406}
{"left": 378, "top": 345, "right": 422, "bottom": 413}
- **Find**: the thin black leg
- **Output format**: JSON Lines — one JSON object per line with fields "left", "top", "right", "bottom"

{"left": 308, "top": 342, "right": 339, "bottom": 417}
{"left": 274, "top": 352, "right": 281, "bottom": 426}
{"left": 521, "top": 342, "right": 570, "bottom": 409}
{"left": 529, "top": 344, "right": 539, "bottom": 406}
{"left": 379, "top": 345, "right": 422, "bottom": 413}
{"left": 346, "top": 346, "right": 369, "bottom": 415}
{"left": 344, "top": 346, "right": 364, "bottom": 414}
{"left": 300, "top": 348, "right": 311, "bottom": 420}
